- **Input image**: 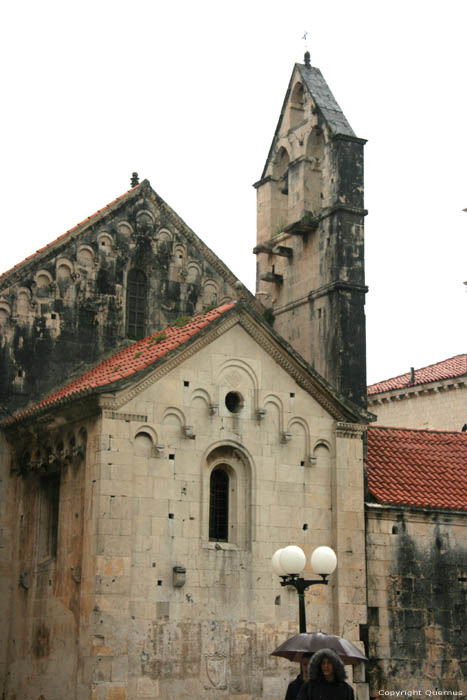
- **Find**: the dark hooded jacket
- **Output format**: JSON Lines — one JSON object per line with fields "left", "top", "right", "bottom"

{"left": 296, "top": 649, "right": 354, "bottom": 700}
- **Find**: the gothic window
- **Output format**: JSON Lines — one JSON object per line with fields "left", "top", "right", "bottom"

{"left": 209, "top": 467, "right": 229, "bottom": 542}
{"left": 290, "top": 82, "right": 305, "bottom": 128}
{"left": 38, "top": 473, "right": 60, "bottom": 561}
{"left": 126, "top": 269, "right": 147, "bottom": 339}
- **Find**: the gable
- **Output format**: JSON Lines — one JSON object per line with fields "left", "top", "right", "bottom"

{"left": 0, "top": 180, "right": 258, "bottom": 415}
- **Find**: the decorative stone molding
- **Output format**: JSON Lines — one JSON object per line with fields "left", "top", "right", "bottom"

{"left": 103, "top": 411, "right": 148, "bottom": 422}
{"left": 336, "top": 422, "right": 366, "bottom": 439}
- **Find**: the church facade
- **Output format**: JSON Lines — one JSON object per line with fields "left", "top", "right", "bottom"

{"left": 0, "top": 54, "right": 466, "bottom": 700}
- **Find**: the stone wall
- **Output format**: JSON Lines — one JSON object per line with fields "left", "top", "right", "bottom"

{"left": 366, "top": 504, "right": 467, "bottom": 695}
{"left": 368, "top": 382, "right": 467, "bottom": 432}
{"left": 1, "top": 418, "right": 92, "bottom": 698}
{"left": 1, "top": 322, "right": 368, "bottom": 699}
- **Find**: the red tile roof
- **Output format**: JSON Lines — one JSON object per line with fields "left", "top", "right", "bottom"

{"left": 368, "top": 354, "right": 467, "bottom": 395}
{"left": 6, "top": 303, "right": 235, "bottom": 423}
{"left": 0, "top": 183, "right": 141, "bottom": 281}
{"left": 367, "top": 426, "right": 467, "bottom": 512}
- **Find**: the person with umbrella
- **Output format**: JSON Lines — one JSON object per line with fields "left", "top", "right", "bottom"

{"left": 296, "top": 648, "right": 354, "bottom": 700}
{"left": 284, "top": 653, "right": 312, "bottom": 700}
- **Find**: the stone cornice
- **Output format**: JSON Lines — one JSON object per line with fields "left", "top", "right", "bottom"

{"left": 365, "top": 501, "right": 467, "bottom": 523}
{"left": 368, "top": 377, "right": 467, "bottom": 406}
{"left": 336, "top": 422, "right": 367, "bottom": 439}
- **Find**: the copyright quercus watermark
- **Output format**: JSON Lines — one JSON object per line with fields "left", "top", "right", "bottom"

{"left": 378, "top": 692, "right": 463, "bottom": 697}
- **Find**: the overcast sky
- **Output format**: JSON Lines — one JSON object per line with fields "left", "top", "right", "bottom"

{"left": 1, "top": 0, "right": 466, "bottom": 385}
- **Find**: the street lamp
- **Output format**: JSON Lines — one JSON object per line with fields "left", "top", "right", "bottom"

{"left": 272, "top": 545, "right": 337, "bottom": 633}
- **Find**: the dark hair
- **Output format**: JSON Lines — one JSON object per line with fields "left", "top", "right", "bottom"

{"left": 308, "top": 649, "right": 347, "bottom": 682}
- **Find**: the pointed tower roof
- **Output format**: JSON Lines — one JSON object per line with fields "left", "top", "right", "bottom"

{"left": 260, "top": 54, "right": 358, "bottom": 180}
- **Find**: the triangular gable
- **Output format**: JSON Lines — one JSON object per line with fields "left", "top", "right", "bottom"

{"left": 260, "top": 59, "right": 356, "bottom": 180}
{"left": 3, "top": 302, "right": 372, "bottom": 429}
{"left": 0, "top": 180, "right": 258, "bottom": 310}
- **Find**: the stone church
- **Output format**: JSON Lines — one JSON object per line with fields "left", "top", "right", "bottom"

{"left": 0, "top": 54, "right": 465, "bottom": 700}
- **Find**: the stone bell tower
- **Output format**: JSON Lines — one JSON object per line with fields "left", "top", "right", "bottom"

{"left": 254, "top": 52, "right": 368, "bottom": 407}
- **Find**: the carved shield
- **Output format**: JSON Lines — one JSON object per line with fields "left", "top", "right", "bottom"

{"left": 205, "top": 656, "right": 227, "bottom": 689}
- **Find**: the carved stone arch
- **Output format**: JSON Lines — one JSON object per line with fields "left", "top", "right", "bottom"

{"left": 0, "top": 301, "right": 11, "bottom": 326}
{"left": 97, "top": 232, "right": 114, "bottom": 252}
{"left": 202, "top": 279, "right": 219, "bottom": 308}
{"left": 312, "top": 439, "right": 332, "bottom": 471}
{"left": 56, "top": 258, "right": 74, "bottom": 298}
{"left": 273, "top": 146, "right": 290, "bottom": 229}
{"left": 133, "top": 424, "right": 159, "bottom": 444}
{"left": 186, "top": 261, "right": 201, "bottom": 284}
{"left": 173, "top": 243, "right": 186, "bottom": 267}
{"left": 274, "top": 145, "right": 290, "bottom": 178}
{"left": 76, "top": 245, "right": 95, "bottom": 268}
{"left": 290, "top": 81, "right": 305, "bottom": 128}
{"left": 134, "top": 425, "right": 159, "bottom": 457}
{"left": 216, "top": 358, "right": 259, "bottom": 418}
{"left": 117, "top": 221, "right": 133, "bottom": 237}
{"left": 56, "top": 258, "right": 74, "bottom": 277}
{"left": 305, "top": 128, "right": 326, "bottom": 213}
{"left": 161, "top": 406, "right": 187, "bottom": 444}
{"left": 155, "top": 228, "right": 173, "bottom": 254}
{"left": 201, "top": 441, "right": 253, "bottom": 548}
{"left": 136, "top": 209, "right": 155, "bottom": 225}
{"left": 16, "top": 287, "right": 31, "bottom": 316}
{"left": 34, "top": 270, "right": 54, "bottom": 300}
{"left": 219, "top": 295, "right": 233, "bottom": 305}
{"left": 263, "top": 393, "right": 285, "bottom": 437}
{"left": 190, "top": 387, "right": 211, "bottom": 409}
{"left": 287, "top": 416, "right": 311, "bottom": 463}
{"left": 190, "top": 388, "right": 212, "bottom": 437}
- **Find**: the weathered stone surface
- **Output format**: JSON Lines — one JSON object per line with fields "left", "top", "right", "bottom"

{"left": 0, "top": 181, "right": 255, "bottom": 416}
{"left": 366, "top": 506, "right": 467, "bottom": 695}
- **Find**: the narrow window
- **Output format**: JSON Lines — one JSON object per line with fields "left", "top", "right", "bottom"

{"left": 126, "top": 269, "right": 147, "bottom": 339}
{"left": 209, "top": 468, "right": 229, "bottom": 541}
{"left": 38, "top": 474, "right": 60, "bottom": 560}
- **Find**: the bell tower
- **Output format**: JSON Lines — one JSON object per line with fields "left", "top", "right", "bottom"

{"left": 254, "top": 52, "right": 368, "bottom": 407}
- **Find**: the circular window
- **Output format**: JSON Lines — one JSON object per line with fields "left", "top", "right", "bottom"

{"left": 225, "top": 391, "right": 243, "bottom": 413}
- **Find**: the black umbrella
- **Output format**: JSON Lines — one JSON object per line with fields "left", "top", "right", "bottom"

{"left": 271, "top": 632, "right": 367, "bottom": 666}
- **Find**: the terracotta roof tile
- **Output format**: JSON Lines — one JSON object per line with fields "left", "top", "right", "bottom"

{"left": 368, "top": 354, "right": 467, "bottom": 395}
{"left": 0, "top": 183, "right": 141, "bottom": 281}
{"left": 367, "top": 426, "right": 467, "bottom": 512}
{"left": 7, "top": 302, "right": 235, "bottom": 423}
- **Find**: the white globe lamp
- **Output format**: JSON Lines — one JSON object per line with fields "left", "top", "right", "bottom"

{"left": 279, "top": 545, "right": 306, "bottom": 576}
{"left": 271, "top": 548, "right": 287, "bottom": 576}
{"left": 310, "top": 546, "right": 337, "bottom": 576}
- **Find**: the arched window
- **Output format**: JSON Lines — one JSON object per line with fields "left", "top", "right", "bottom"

{"left": 126, "top": 269, "right": 147, "bottom": 339}
{"left": 209, "top": 467, "right": 229, "bottom": 542}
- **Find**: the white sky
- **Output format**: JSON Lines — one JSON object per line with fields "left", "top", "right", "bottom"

{"left": 1, "top": 0, "right": 466, "bottom": 385}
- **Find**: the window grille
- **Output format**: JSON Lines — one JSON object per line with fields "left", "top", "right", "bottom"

{"left": 209, "top": 468, "right": 229, "bottom": 541}
{"left": 126, "top": 269, "right": 147, "bottom": 339}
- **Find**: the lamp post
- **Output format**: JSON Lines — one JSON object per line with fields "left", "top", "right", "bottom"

{"left": 272, "top": 545, "right": 337, "bottom": 633}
